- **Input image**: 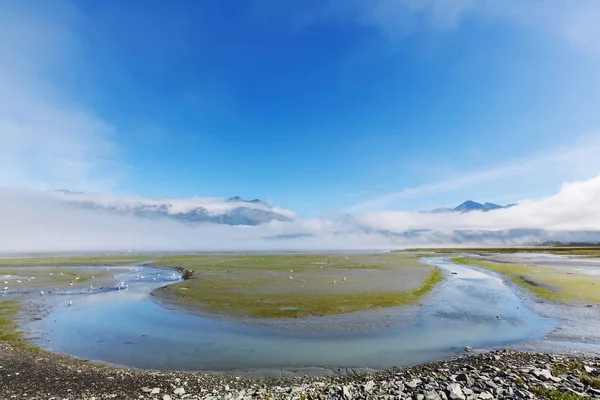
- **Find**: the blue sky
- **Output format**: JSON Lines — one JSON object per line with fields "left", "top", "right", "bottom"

{"left": 2, "top": 0, "right": 600, "bottom": 217}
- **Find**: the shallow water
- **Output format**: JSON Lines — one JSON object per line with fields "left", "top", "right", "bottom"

{"left": 23, "top": 258, "right": 555, "bottom": 371}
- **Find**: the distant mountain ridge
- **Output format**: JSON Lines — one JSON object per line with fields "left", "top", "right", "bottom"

{"left": 428, "top": 200, "right": 515, "bottom": 214}
{"left": 53, "top": 190, "right": 295, "bottom": 226}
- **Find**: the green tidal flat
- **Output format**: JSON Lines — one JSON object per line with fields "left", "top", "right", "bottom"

{"left": 0, "top": 300, "right": 20, "bottom": 341}
{"left": 154, "top": 253, "right": 442, "bottom": 318}
{"left": 450, "top": 257, "right": 600, "bottom": 304}
{"left": 405, "top": 246, "right": 600, "bottom": 257}
{"left": 1, "top": 252, "right": 442, "bottom": 319}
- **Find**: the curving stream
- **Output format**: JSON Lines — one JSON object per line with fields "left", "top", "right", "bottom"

{"left": 22, "top": 258, "right": 555, "bottom": 372}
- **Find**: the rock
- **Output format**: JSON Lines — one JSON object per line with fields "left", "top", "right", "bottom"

{"left": 407, "top": 379, "right": 422, "bottom": 389}
{"left": 342, "top": 385, "right": 353, "bottom": 400}
{"left": 173, "top": 387, "right": 185, "bottom": 395}
{"left": 478, "top": 392, "right": 493, "bottom": 400}
{"left": 163, "top": 396, "right": 172, "bottom": 400}
{"left": 532, "top": 369, "right": 552, "bottom": 381}
{"left": 563, "top": 387, "right": 586, "bottom": 397}
{"left": 484, "top": 380, "right": 498, "bottom": 390}
{"left": 465, "top": 347, "right": 472, "bottom": 352}
{"left": 584, "top": 365, "right": 596, "bottom": 374}
{"left": 363, "top": 380, "right": 375, "bottom": 393}
{"left": 447, "top": 383, "right": 466, "bottom": 400}
{"left": 151, "top": 388, "right": 161, "bottom": 395}
{"left": 455, "top": 373, "right": 473, "bottom": 386}
{"left": 514, "top": 389, "right": 531, "bottom": 399}
{"left": 424, "top": 390, "right": 442, "bottom": 400}
{"left": 416, "top": 394, "right": 425, "bottom": 400}
{"left": 141, "top": 387, "right": 152, "bottom": 393}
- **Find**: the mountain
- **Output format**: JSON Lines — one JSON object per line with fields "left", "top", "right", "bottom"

{"left": 427, "top": 200, "right": 515, "bottom": 214}
{"left": 53, "top": 191, "right": 295, "bottom": 226}
{"left": 454, "top": 200, "right": 484, "bottom": 212}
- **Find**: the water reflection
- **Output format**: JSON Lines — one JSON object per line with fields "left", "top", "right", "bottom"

{"left": 25, "top": 259, "right": 554, "bottom": 371}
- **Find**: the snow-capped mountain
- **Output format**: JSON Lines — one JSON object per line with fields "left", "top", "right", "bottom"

{"left": 428, "top": 200, "right": 515, "bottom": 214}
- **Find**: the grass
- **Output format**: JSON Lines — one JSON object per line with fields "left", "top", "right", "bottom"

{"left": 450, "top": 257, "right": 600, "bottom": 304}
{"left": 403, "top": 247, "right": 600, "bottom": 256}
{"left": 0, "top": 300, "right": 21, "bottom": 341}
{"left": 0, "top": 255, "right": 154, "bottom": 267}
{"left": 531, "top": 386, "right": 587, "bottom": 400}
{"left": 0, "top": 267, "right": 109, "bottom": 290}
{"left": 581, "top": 373, "right": 600, "bottom": 389}
{"left": 155, "top": 253, "right": 443, "bottom": 318}
{"left": 0, "top": 252, "right": 444, "bottom": 319}
{"left": 552, "top": 362, "right": 584, "bottom": 376}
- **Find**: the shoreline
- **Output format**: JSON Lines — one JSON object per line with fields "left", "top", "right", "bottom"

{"left": 1, "top": 342, "right": 599, "bottom": 399}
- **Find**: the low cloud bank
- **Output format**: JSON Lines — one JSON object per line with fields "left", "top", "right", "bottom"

{"left": 1, "top": 175, "right": 600, "bottom": 253}
{"left": 357, "top": 175, "right": 600, "bottom": 233}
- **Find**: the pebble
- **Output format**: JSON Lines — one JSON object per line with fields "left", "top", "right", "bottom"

{"left": 173, "top": 387, "right": 185, "bottom": 395}
{"left": 1, "top": 344, "right": 600, "bottom": 400}
{"left": 447, "top": 383, "right": 465, "bottom": 400}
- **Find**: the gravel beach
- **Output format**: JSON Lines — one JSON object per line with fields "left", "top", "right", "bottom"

{"left": 1, "top": 342, "right": 599, "bottom": 400}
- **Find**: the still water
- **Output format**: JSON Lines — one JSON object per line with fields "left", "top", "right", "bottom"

{"left": 25, "top": 258, "right": 554, "bottom": 371}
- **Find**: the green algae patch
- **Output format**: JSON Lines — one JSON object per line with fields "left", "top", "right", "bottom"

{"left": 531, "top": 386, "right": 588, "bottom": 400}
{"left": 155, "top": 253, "right": 443, "bottom": 318}
{"left": 451, "top": 257, "right": 600, "bottom": 304}
{"left": 0, "top": 300, "right": 21, "bottom": 341}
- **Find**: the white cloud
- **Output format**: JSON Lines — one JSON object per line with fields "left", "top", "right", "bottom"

{"left": 1, "top": 174, "right": 600, "bottom": 253}
{"left": 51, "top": 191, "right": 298, "bottom": 219}
{"left": 351, "top": 133, "right": 600, "bottom": 212}
{"left": 342, "top": 0, "right": 600, "bottom": 54}
{"left": 356, "top": 174, "right": 600, "bottom": 233}
{"left": 0, "top": 1, "right": 123, "bottom": 192}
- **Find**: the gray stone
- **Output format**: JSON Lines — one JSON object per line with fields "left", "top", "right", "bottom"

{"left": 141, "top": 387, "right": 152, "bottom": 393}
{"left": 364, "top": 380, "right": 375, "bottom": 393}
{"left": 455, "top": 374, "right": 473, "bottom": 387}
{"left": 407, "top": 379, "right": 422, "bottom": 389}
{"left": 424, "top": 390, "right": 442, "bottom": 400}
{"left": 174, "top": 387, "right": 185, "bottom": 395}
{"left": 585, "top": 365, "right": 596, "bottom": 374}
{"left": 151, "top": 388, "right": 161, "bottom": 395}
{"left": 531, "top": 369, "right": 552, "bottom": 381}
{"left": 484, "top": 381, "right": 498, "bottom": 390}
{"left": 342, "top": 385, "right": 353, "bottom": 400}
{"left": 416, "top": 394, "right": 425, "bottom": 400}
{"left": 163, "top": 396, "right": 172, "bottom": 400}
{"left": 447, "top": 383, "right": 465, "bottom": 400}
{"left": 478, "top": 392, "right": 493, "bottom": 400}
